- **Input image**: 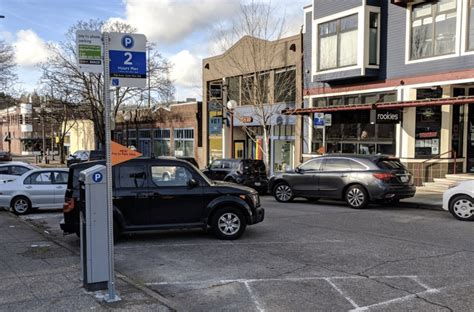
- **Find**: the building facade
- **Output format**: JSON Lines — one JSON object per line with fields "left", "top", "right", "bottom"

{"left": 296, "top": 0, "right": 474, "bottom": 184}
{"left": 0, "top": 103, "right": 56, "bottom": 155}
{"left": 202, "top": 35, "right": 303, "bottom": 174}
{"left": 114, "top": 101, "right": 204, "bottom": 166}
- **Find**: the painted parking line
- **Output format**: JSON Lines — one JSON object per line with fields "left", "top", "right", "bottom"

{"left": 116, "top": 239, "right": 344, "bottom": 249}
{"left": 147, "top": 275, "right": 444, "bottom": 312}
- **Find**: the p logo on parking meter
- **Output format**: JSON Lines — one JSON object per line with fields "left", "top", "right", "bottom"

{"left": 92, "top": 172, "right": 103, "bottom": 183}
{"left": 121, "top": 35, "right": 134, "bottom": 49}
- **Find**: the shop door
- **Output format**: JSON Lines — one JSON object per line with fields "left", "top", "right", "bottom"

{"left": 467, "top": 104, "right": 474, "bottom": 173}
{"left": 234, "top": 141, "right": 245, "bottom": 159}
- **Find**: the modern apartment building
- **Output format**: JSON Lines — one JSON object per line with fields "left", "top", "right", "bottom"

{"left": 202, "top": 35, "right": 303, "bottom": 174}
{"left": 292, "top": 0, "right": 474, "bottom": 184}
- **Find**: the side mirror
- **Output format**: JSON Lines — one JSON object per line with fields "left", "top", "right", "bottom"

{"left": 295, "top": 167, "right": 301, "bottom": 173}
{"left": 187, "top": 178, "right": 199, "bottom": 187}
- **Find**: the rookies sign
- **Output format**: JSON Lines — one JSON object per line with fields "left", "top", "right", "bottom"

{"left": 376, "top": 110, "right": 400, "bottom": 124}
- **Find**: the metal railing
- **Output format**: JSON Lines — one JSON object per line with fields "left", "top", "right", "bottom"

{"left": 417, "top": 150, "right": 457, "bottom": 185}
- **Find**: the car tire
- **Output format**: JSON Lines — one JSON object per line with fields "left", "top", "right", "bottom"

{"left": 449, "top": 195, "right": 474, "bottom": 221}
{"left": 273, "top": 182, "right": 294, "bottom": 203}
{"left": 211, "top": 207, "right": 246, "bottom": 240}
{"left": 11, "top": 196, "right": 31, "bottom": 215}
{"left": 345, "top": 185, "right": 368, "bottom": 209}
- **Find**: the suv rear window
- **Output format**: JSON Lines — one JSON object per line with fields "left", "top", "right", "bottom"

{"left": 377, "top": 159, "right": 407, "bottom": 170}
{"left": 240, "top": 160, "right": 266, "bottom": 175}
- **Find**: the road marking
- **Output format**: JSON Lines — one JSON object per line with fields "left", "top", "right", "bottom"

{"left": 324, "top": 278, "right": 359, "bottom": 309}
{"left": 116, "top": 240, "right": 344, "bottom": 249}
{"left": 409, "top": 276, "right": 437, "bottom": 292}
{"left": 244, "top": 281, "right": 265, "bottom": 312}
{"left": 146, "top": 275, "right": 424, "bottom": 286}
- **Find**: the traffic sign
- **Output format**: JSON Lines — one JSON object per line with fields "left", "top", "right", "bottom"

{"left": 92, "top": 172, "right": 103, "bottom": 183}
{"left": 111, "top": 141, "right": 142, "bottom": 166}
{"left": 324, "top": 114, "right": 332, "bottom": 127}
{"left": 108, "top": 33, "right": 147, "bottom": 87}
{"left": 76, "top": 30, "right": 103, "bottom": 73}
{"left": 314, "top": 113, "right": 325, "bottom": 128}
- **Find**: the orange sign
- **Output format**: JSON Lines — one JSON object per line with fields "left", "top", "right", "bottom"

{"left": 111, "top": 141, "right": 142, "bottom": 166}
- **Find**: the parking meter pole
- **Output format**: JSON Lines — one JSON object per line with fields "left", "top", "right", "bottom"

{"left": 103, "top": 32, "right": 120, "bottom": 303}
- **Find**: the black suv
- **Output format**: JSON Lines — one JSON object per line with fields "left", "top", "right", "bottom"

{"left": 66, "top": 150, "right": 105, "bottom": 167}
{"left": 60, "top": 158, "right": 264, "bottom": 240}
{"left": 269, "top": 155, "right": 416, "bottom": 209}
{"left": 202, "top": 159, "right": 269, "bottom": 194}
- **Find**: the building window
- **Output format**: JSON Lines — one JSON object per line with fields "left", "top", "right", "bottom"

{"left": 369, "top": 12, "right": 379, "bottom": 65}
{"left": 174, "top": 128, "right": 194, "bottom": 157}
{"left": 153, "top": 129, "right": 171, "bottom": 156}
{"left": 241, "top": 75, "right": 254, "bottom": 106}
{"left": 257, "top": 72, "right": 270, "bottom": 104}
{"left": 274, "top": 68, "right": 296, "bottom": 103}
{"left": 410, "top": 0, "right": 457, "bottom": 60}
{"left": 318, "top": 14, "right": 358, "bottom": 71}
{"left": 227, "top": 76, "right": 240, "bottom": 105}
{"left": 469, "top": 0, "right": 474, "bottom": 50}
{"left": 415, "top": 106, "right": 441, "bottom": 157}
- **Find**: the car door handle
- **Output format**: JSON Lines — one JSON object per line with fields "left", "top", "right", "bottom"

{"left": 25, "top": 186, "right": 32, "bottom": 189}
{"left": 56, "top": 186, "right": 63, "bottom": 189}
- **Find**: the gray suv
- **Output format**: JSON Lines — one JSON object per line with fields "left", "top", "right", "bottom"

{"left": 269, "top": 155, "right": 416, "bottom": 209}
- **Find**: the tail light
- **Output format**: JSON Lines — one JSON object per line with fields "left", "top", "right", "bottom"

{"left": 63, "top": 197, "right": 75, "bottom": 213}
{"left": 373, "top": 172, "right": 394, "bottom": 182}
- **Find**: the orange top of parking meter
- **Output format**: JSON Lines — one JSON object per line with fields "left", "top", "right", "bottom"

{"left": 111, "top": 141, "right": 142, "bottom": 166}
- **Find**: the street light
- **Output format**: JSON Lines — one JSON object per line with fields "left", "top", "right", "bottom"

{"left": 123, "top": 111, "right": 131, "bottom": 147}
{"left": 226, "top": 100, "right": 237, "bottom": 158}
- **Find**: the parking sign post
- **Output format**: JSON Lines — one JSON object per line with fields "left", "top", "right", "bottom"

{"left": 102, "top": 32, "right": 120, "bottom": 303}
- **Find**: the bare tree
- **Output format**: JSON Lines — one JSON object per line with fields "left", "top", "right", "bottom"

{"left": 210, "top": 0, "right": 298, "bottom": 171}
{"left": 0, "top": 40, "right": 17, "bottom": 90}
{"left": 41, "top": 19, "right": 175, "bottom": 149}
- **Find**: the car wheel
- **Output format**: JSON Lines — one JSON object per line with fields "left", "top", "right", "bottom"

{"left": 273, "top": 182, "right": 294, "bottom": 203}
{"left": 345, "top": 185, "right": 368, "bottom": 209}
{"left": 449, "top": 195, "right": 474, "bottom": 221}
{"left": 211, "top": 207, "right": 246, "bottom": 240}
{"left": 11, "top": 196, "right": 31, "bottom": 215}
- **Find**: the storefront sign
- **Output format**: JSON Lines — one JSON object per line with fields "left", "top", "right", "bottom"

{"left": 239, "top": 116, "right": 253, "bottom": 123}
{"left": 418, "top": 131, "right": 438, "bottom": 138}
{"left": 324, "top": 114, "right": 332, "bottom": 126}
{"left": 314, "top": 113, "right": 325, "bottom": 128}
{"left": 209, "top": 82, "right": 222, "bottom": 99}
{"left": 209, "top": 116, "right": 222, "bottom": 135}
{"left": 208, "top": 101, "right": 222, "bottom": 111}
{"left": 376, "top": 110, "right": 400, "bottom": 124}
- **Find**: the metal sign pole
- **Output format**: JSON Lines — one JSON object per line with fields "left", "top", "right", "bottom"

{"left": 102, "top": 32, "right": 120, "bottom": 302}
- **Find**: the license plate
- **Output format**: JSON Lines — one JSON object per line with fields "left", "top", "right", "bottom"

{"left": 400, "top": 176, "right": 409, "bottom": 183}
{"left": 254, "top": 182, "right": 261, "bottom": 186}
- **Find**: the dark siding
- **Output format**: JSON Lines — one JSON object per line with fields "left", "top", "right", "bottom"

{"left": 315, "top": 69, "right": 363, "bottom": 82}
{"left": 313, "top": 0, "right": 362, "bottom": 19}
{"left": 386, "top": 3, "right": 474, "bottom": 79}
{"left": 303, "top": 10, "right": 315, "bottom": 92}
{"left": 366, "top": 0, "right": 380, "bottom": 6}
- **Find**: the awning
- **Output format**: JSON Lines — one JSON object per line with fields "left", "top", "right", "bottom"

{"left": 282, "top": 96, "right": 474, "bottom": 115}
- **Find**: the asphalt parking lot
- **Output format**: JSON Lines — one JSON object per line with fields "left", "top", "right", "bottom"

{"left": 19, "top": 196, "right": 474, "bottom": 311}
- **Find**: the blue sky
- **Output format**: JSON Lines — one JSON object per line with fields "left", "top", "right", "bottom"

{"left": 1, "top": 0, "right": 309, "bottom": 100}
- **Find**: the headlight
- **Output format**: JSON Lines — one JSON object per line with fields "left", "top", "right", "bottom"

{"left": 448, "top": 183, "right": 459, "bottom": 189}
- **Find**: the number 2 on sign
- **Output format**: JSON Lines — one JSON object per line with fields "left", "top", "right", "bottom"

{"left": 124, "top": 52, "right": 133, "bottom": 65}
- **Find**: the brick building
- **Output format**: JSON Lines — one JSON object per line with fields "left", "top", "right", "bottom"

{"left": 114, "top": 101, "right": 204, "bottom": 166}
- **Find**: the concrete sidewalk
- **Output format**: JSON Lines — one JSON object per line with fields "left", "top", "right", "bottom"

{"left": 0, "top": 210, "right": 173, "bottom": 312}
{"left": 399, "top": 191, "right": 443, "bottom": 210}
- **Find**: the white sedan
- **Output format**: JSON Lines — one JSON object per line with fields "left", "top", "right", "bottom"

{"left": 442, "top": 180, "right": 474, "bottom": 221}
{"left": 0, "top": 161, "right": 39, "bottom": 181}
{"left": 0, "top": 168, "right": 69, "bottom": 215}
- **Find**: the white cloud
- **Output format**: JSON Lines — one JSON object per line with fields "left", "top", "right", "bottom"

{"left": 14, "top": 29, "right": 49, "bottom": 67}
{"left": 109, "top": 0, "right": 238, "bottom": 44}
{"left": 169, "top": 50, "right": 201, "bottom": 89}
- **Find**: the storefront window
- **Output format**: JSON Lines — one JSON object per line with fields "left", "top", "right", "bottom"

{"left": 274, "top": 69, "right": 296, "bottom": 103}
{"left": 257, "top": 72, "right": 270, "bottom": 104}
{"left": 369, "top": 12, "right": 379, "bottom": 65}
{"left": 174, "top": 128, "right": 194, "bottom": 157}
{"left": 411, "top": 0, "right": 456, "bottom": 60}
{"left": 228, "top": 76, "right": 240, "bottom": 105}
{"left": 452, "top": 105, "right": 464, "bottom": 157}
{"left": 415, "top": 106, "right": 441, "bottom": 157}
{"left": 153, "top": 129, "right": 171, "bottom": 156}
{"left": 242, "top": 75, "right": 254, "bottom": 106}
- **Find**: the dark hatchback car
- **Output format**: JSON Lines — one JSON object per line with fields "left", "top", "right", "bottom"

{"left": 66, "top": 150, "right": 105, "bottom": 167}
{"left": 202, "top": 159, "right": 269, "bottom": 194}
{"left": 60, "top": 158, "right": 264, "bottom": 240}
{"left": 0, "top": 151, "right": 12, "bottom": 161}
{"left": 269, "top": 155, "right": 416, "bottom": 209}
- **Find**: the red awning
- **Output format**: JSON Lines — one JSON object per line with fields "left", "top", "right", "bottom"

{"left": 283, "top": 96, "right": 474, "bottom": 115}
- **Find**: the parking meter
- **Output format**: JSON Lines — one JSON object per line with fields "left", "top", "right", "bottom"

{"left": 79, "top": 165, "right": 109, "bottom": 291}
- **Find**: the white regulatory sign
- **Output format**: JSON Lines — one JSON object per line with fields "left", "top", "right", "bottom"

{"left": 76, "top": 30, "right": 103, "bottom": 73}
